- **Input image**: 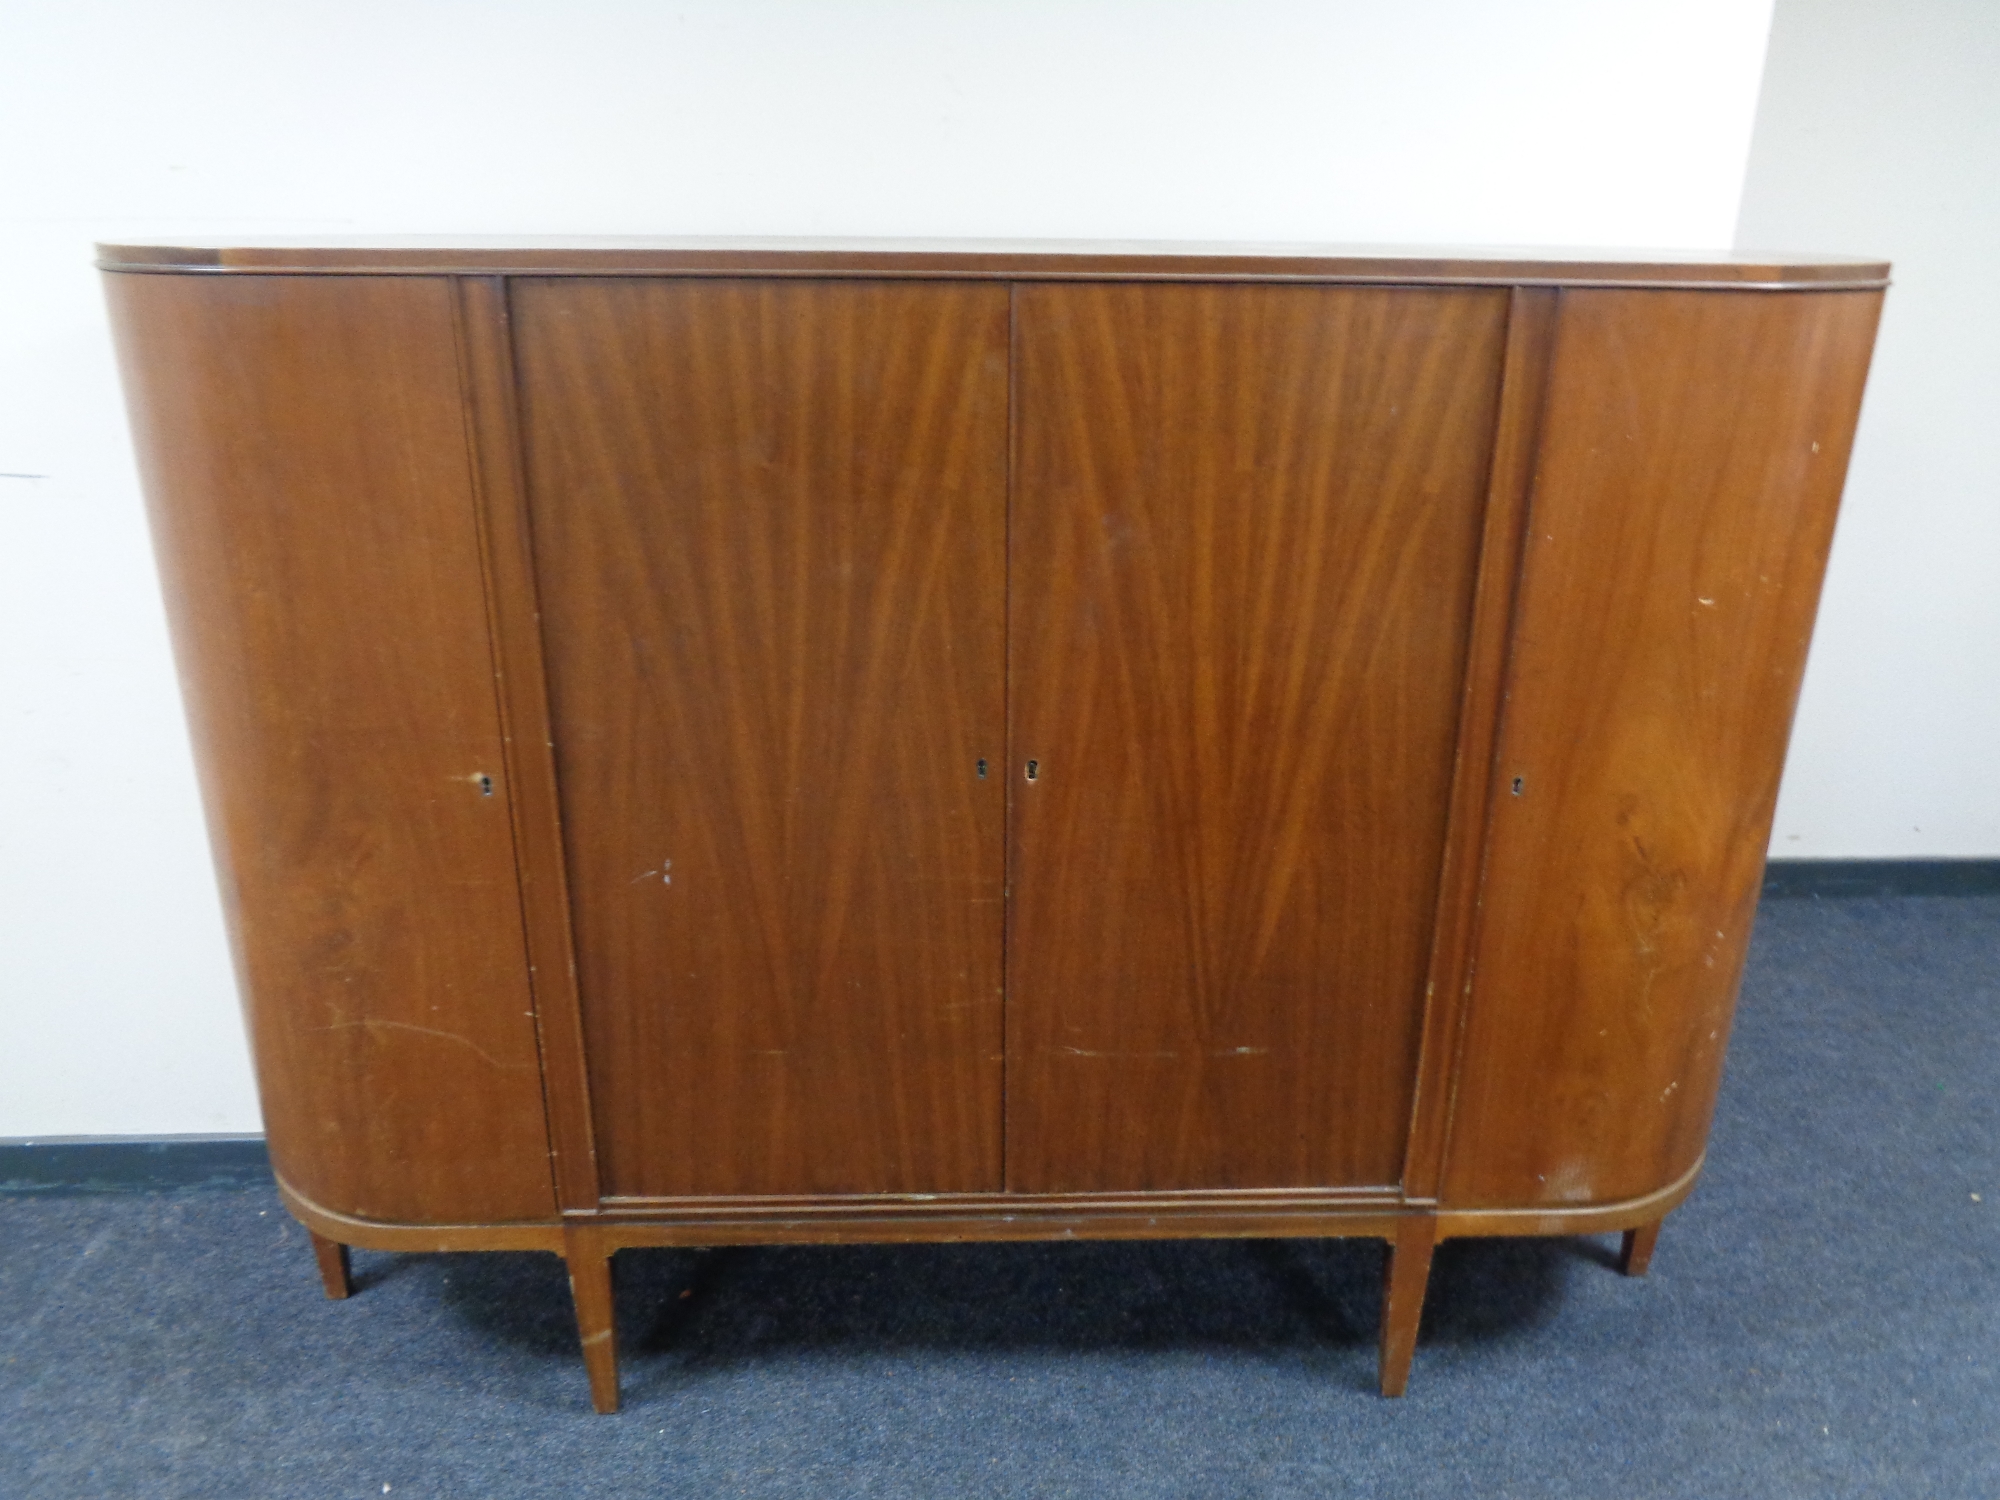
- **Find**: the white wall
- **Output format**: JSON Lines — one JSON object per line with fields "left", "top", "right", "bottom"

{"left": 0, "top": 0, "right": 1778, "bottom": 1136}
{"left": 1741, "top": 0, "right": 2000, "bottom": 858}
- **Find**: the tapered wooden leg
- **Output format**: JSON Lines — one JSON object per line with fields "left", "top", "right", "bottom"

{"left": 1619, "top": 1219, "right": 1663, "bottom": 1277}
{"left": 565, "top": 1237, "right": 620, "bottom": 1414}
{"left": 309, "top": 1231, "right": 352, "bottom": 1299}
{"left": 1379, "top": 1216, "right": 1437, "bottom": 1397}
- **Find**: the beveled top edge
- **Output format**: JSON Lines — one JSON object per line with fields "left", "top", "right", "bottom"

{"left": 95, "top": 236, "right": 1890, "bottom": 288}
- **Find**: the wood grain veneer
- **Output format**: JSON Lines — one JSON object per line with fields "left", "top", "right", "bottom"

{"left": 102, "top": 240, "right": 1885, "bottom": 1415}
{"left": 1007, "top": 283, "right": 1505, "bottom": 1193}
{"left": 97, "top": 238, "right": 1889, "bottom": 290}
{"left": 512, "top": 278, "right": 1009, "bottom": 1199}
{"left": 1400, "top": 287, "right": 1559, "bottom": 1203}
{"left": 1441, "top": 288, "right": 1884, "bottom": 1210}
{"left": 454, "top": 276, "right": 604, "bottom": 1212}
{"left": 106, "top": 273, "right": 556, "bottom": 1226}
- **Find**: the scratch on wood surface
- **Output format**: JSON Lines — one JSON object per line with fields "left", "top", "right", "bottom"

{"left": 308, "top": 1018, "right": 527, "bottom": 1070}
{"left": 1057, "top": 1046, "right": 1179, "bottom": 1059}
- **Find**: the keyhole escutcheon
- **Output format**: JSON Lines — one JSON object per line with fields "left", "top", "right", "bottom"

{"left": 1025, "top": 760, "right": 1039, "bottom": 782}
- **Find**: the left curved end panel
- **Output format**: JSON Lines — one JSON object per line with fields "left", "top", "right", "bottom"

{"left": 104, "top": 270, "right": 559, "bottom": 1227}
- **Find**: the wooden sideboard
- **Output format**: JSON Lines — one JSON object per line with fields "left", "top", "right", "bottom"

{"left": 101, "top": 239, "right": 1886, "bottom": 1412}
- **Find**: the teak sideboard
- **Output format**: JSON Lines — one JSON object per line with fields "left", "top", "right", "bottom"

{"left": 101, "top": 239, "right": 1886, "bottom": 1412}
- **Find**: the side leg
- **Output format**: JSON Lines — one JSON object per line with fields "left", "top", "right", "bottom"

{"left": 309, "top": 1231, "right": 352, "bottom": 1299}
{"left": 1619, "top": 1219, "right": 1664, "bottom": 1277}
{"left": 564, "top": 1236, "right": 620, "bottom": 1414}
{"left": 1379, "top": 1216, "right": 1437, "bottom": 1397}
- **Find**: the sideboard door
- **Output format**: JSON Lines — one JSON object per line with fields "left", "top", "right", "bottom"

{"left": 106, "top": 273, "right": 557, "bottom": 1225}
{"left": 1006, "top": 283, "right": 1510, "bottom": 1193}
{"left": 511, "top": 279, "right": 1010, "bottom": 1199}
{"left": 1442, "top": 288, "right": 1885, "bottom": 1210}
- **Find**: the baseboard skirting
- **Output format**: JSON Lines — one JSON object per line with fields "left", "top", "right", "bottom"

{"left": 1761, "top": 857, "right": 2000, "bottom": 898}
{"left": 0, "top": 1135, "right": 271, "bottom": 1194}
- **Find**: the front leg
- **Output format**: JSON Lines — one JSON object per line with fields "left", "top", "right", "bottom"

{"left": 1378, "top": 1216, "right": 1437, "bottom": 1397}
{"left": 564, "top": 1231, "right": 620, "bottom": 1414}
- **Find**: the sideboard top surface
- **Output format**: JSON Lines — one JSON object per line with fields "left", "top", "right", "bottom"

{"left": 95, "top": 237, "right": 1889, "bottom": 289}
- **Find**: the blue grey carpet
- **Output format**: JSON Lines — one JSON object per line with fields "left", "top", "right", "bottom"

{"left": 3, "top": 894, "right": 1996, "bottom": 1498}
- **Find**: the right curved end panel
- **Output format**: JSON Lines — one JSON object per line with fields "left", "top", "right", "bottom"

{"left": 1440, "top": 286, "right": 1884, "bottom": 1212}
